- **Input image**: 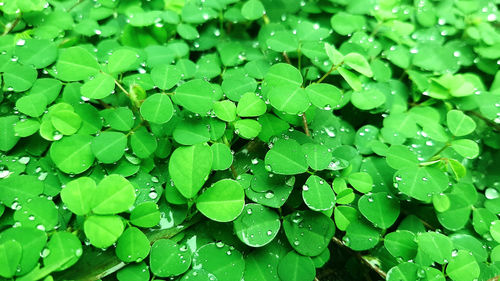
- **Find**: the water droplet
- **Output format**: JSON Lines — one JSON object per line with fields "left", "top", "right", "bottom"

{"left": 41, "top": 248, "right": 50, "bottom": 258}
{"left": 485, "top": 188, "right": 499, "bottom": 199}
{"left": 16, "top": 39, "right": 25, "bottom": 46}
{"left": 302, "top": 185, "right": 309, "bottom": 191}
{"left": 215, "top": 241, "right": 224, "bottom": 248}
{"left": 265, "top": 191, "right": 275, "bottom": 199}
{"left": 28, "top": 215, "right": 35, "bottom": 221}
{"left": 37, "top": 224, "right": 46, "bottom": 231}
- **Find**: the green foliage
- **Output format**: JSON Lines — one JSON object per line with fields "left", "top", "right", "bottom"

{"left": 0, "top": 0, "right": 499, "bottom": 280}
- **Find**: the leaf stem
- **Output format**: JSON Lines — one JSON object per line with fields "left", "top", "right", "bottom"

{"left": 262, "top": 14, "right": 270, "bottom": 24}
{"left": 316, "top": 62, "right": 343, "bottom": 84}
{"left": 67, "top": 0, "right": 86, "bottom": 12}
{"left": 331, "top": 236, "right": 387, "bottom": 279}
{"left": 114, "top": 80, "right": 130, "bottom": 97}
{"left": 282, "top": 51, "right": 292, "bottom": 64}
{"left": 2, "top": 16, "right": 21, "bottom": 36}
{"left": 302, "top": 113, "right": 311, "bottom": 136}
{"left": 467, "top": 110, "right": 500, "bottom": 132}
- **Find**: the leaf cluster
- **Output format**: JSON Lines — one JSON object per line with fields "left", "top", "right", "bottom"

{"left": 0, "top": 0, "right": 499, "bottom": 281}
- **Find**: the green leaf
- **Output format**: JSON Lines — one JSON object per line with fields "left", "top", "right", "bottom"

{"left": 358, "top": 192, "right": 400, "bottom": 229}
{"left": 267, "top": 31, "right": 299, "bottom": 53}
{"left": 244, "top": 246, "right": 280, "bottom": 281}
{"left": 151, "top": 64, "right": 181, "bottom": 90}
{"left": 277, "top": 251, "right": 316, "bottom": 281}
{"left": 446, "top": 110, "right": 476, "bottom": 136}
{"left": 130, "top": 201, "right": 161, "bottom": 228}
{"left": 384, "top": 230, "right": 417, "bottom": 261}
{"left": 15, "top": 38, "right": 57, "bottom": 69}
{"left": 330, "top": 12, "right": 366, "bottom": 35}
{"left": 283, "top": 211, "right": 335, "bottom": 256}
{"left": 117, "top": 262, "right": 150, "bottom": 281}
{"left": 169, "top": 143, "right": 213, "bottom": 198}
{"left": 241, "top": 0, "right": 265, "bottom": 20}
{"left": 343, "top": 221, "right": 380, "bottom": 251}
{"left": 451, "top": 139, "right": 479, "bottom": 159}
{"left": 84, "top": 215, "right": 124, "bottom": 248}
{"left": 214, "top": 100, "right": 237, "bottom": 122}
{"left": 15, "top": 94, "right": 47, "bottom": 117}
{"left": 0, "top": 175, "right": 44, "bottom": 206}
{"left": 0, "top": 116, "right": 20, "bottom": 151}
{"left": 150, "top": 239, "right": 191, "bottom": 277}
{"left": 347, "top": 172, "right": 373, "bottom": 193}
{"left": 265, "top": 139, "right": 308, "bottom": 175}
{"left": 305, "top": 83, "right": 342, "bottom": 110}
{"left": 3, "top": 63, "right": 37, "bottom": 92}
{"left": 0, "top": 240, "right": 22, "bottom": 278}
{"left": 174, "top": 79, "right": 217, "bottom": 114}
{"left": 264, "top": 63, "right": 303, "bottom": 88}
{"left": 140, "top": 94, "right": 174, "bottom": 124}
{"left": 491, "top": 220, "right": 500, "bottom": 243}
{"left": 446, "top": 250, "right": 480, "bottom": 281}
{"left": 268, "top": 85, "right": 310, "bottom": 115}
{"left": 394, "top": 166, "right": 449, "bottom": 202}
{"left": 237, "top": 92, "right": 267, "bottom": 117}
{"left": 417, "top": 231, "right": 453, "bottom": 264}
{"left": 192, "top": 243, "right": 245, "bottom": 281}
{"left": 43, "top": 231, "right": 82, "bottom": 271}
{"left": 107, "top": 49, "right": 140, "bottom": 74}
{"left": 49, "top": 134, "right": 95, "bottom": 174}
{"left": 386, "top": 263, "right": 419, "bottom": 281}
{"left": 101, "top": 107, "right": 134, "bottom": 131}
{"left": 116, "top": 227, "right": 150, "bottom": 263}
{"left": 324, "top": 43, "right": 344, "bottom": 66}
{"left": 211, "top": 143, "right": 233, "bottom": 171}
{"left": 60, "top": 177, "right": 96, "bottom": 216}
{"left": 51, "top": 110, "right": 82, "bottom": 135}
{"left": 0, "top": 227, "right": 47, "bottom": 275}
{"left": 234, "top": 119, "right": 262, "bottom": 139}
{"left": 343, "top": 53, "right": 373, "bottom": 77}
{"left": 91, "top": 131, "right": 127, "bottom": 164}
{"left": 80, "top": 73, "right": 116, "bottom": 99}
{"left": 351, "top": 87, "right": 386, "bottom": 110}
{"left": 13, "top": 197, "right": 58, "bottom": 230}
{"left": 55, "top": 46, "right": 100, "bottom": 82}
{"left": 177, "top": 24, "right": 200, "bottom": 40}
{"left": 436, "top": 194, "right": 471, "bottom": 231}
{"left": 386, "top": 145, "right": 419, "bottom": 170}
{"left": 338, "top": 67, "right": 362, "bottom": 91}
{"left": 130, "top": 127, "right": 157, "bottom": 158}
{"left": 233, "top": 203, "right": 280, "bottom": 247}
{"left": 302, "top": 175, "right": 336, "bottom": 211}
{"left": 91, "top": 174, "right": 136, "bottom": 215}
{"left": 196, "top": 179, "right": 245, "bottom": 222}
{"left": 302, "top": 143, "right": 332, "bottom": 171}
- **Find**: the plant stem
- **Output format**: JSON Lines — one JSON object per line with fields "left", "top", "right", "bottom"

{"left": 331, "top": 236, "right": 387, "bottom": 279}
{"left": 468, "top": 110, "right": 500, "bottom": 132}
{"left": 67, "top": 0, "right": 86, "bottom": 12}
{"left": 282, "top": 51, "right": 292, "bottom": 64}
{"left": 2, "top": 16, "right": 21, "bottom": 36}
{"left": 262, "top": 14, "right": 270, "bottom": 24}
{"left": 316, "top": 63, "right": 342, "bottom": 84}
{"left": 114, "top": 80, "right": 130, "bottom": 97}
{"left": 302, "top": 113, "right": 311, "bottom": 136}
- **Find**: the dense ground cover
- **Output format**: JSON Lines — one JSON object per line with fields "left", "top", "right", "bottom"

{"left": 0, "top": 0, "right": 500, "bottom": 280}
